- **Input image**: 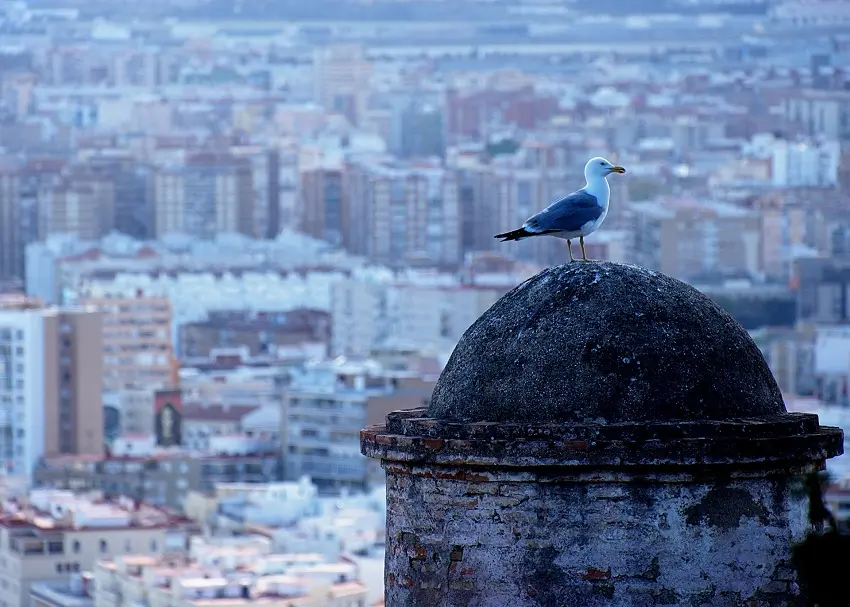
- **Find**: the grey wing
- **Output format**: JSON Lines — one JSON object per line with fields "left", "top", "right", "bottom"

{"left": 523, "top": 190, "right": 602, "bottom": 233}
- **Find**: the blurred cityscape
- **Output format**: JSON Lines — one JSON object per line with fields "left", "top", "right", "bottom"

{"left": 0, "top": 0, "right": 849, "bottom": 605}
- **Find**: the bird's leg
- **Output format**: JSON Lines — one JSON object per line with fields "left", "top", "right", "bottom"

{"left": 566, "top": 239, "right": 575, "bottom": 263}
{"left": 580, "top": 236, "right": 591, "bottom": 262}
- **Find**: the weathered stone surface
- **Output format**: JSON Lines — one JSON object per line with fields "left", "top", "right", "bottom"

{"left": 365, "top": 408, "right": 842, "bottom": 606}
{"left": 429, "top": 262, "right": 784, "bottom": 423}
{"left": 383, "top": 465, "right": 808, "bottom": 607}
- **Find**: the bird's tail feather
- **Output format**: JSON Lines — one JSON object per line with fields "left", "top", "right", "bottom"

{"left": 495, "top": 227, "right": 557, "bottom": 242}
{"left": 495, "top": 227, "right": 533, "bottom": 242}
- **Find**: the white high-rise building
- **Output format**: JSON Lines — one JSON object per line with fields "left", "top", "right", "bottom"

{"left": 0, "top": 303, "right": 47, "bottom": 477}
{"left": 329, "top": 275, "right": 516, "bottom": 357}
{"left": 0, "top": 296, "right": 103, "bottom": 478}
{"left": 771, "top": 138, "right": 841, "bottom": 188}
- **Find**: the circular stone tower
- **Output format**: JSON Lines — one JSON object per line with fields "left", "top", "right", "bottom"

{"left": 361, "top": 262, "right": 843, "bottom": 607}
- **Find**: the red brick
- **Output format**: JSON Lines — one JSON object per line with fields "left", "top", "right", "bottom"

{"left": 582, "top": 568, "right": 612, "bottom": 581}
{"left": 563, "top": 440, "right": 590, "bottom": 452}
{"left": 434, "top": 469, "right": 490, "bottom": 482}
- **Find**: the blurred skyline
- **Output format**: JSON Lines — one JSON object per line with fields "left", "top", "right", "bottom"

{"left": 0, "top": 0, "right": 850, "bottom": 605}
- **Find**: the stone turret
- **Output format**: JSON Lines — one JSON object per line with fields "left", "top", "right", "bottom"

{"left": 361, "top": 262, "right": 843, "bottom": 607}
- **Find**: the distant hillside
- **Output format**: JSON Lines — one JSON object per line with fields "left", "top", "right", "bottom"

{"left": 146, "top": 0, "right": 510, "bottom": 22}
{"left": 571, "top": 0, "right": 769, "bottom": 15}
{"left": 28, "top": 0, "right": 771, "bottom": 23}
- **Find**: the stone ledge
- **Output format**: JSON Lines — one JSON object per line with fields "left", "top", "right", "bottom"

{"left": 361, "top": 408, "right": 843, "bottom": 472}
{"left": 386, "top": 407, "right": 822, "bottom": 440}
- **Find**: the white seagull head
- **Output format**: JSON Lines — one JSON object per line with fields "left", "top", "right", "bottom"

{"left": 585, "top": 156, "right": 627, "bottom": 181}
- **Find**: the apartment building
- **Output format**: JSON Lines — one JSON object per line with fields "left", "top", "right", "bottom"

{"left": 329, "top": 276, "right": 514, "bottom": 357}
{"left": 0, "top": 489, "right": 194, "bottom": 607}
{"left": 299, "top": 165, "right": 346, "bottom": 246}
{"left": 153, "top": 153, "right": 254, "bottom": 239}
{"left": 178, "top": 309, "right": 330, "bottom": 360}
{"left": 81, "top": 293, "right": 174, "bottom": 391}
{"left": 94, "top": 540, "right": 366, "bottom": 607}
{"left": 630, "top": 197, "right": 762, "bottom": 282}
{"left": 181, "top": 404, "right": 258, "bottom": 452}
{"left": 782, "top": 89, "right": 850, "bottom": 140}
{"left": 25, "top": 231, "right": 350, "bottom": 308}
{"left": 280, "top": 359, "right": 435, "bottom": 489}
{"left": 795, "top": 257, "right": 850, "bottom": 324}
{"left": 345, "top": 161, "right": 461, "bottom": 267}
{"left": 451, "top": 157, "right": 581, "bottom": 265}
{"left": 78, "top": 153, "right": 154, "bottom": 240}
{"left": 0, "top": 159, "right": 23, "bottom": 284}
{"left": 38, "top": 176, "right": 116, "bottom": 242}
{"left": 770, "top": 138, "right": 841, "bottom": 188}
{"left": 0, "top": 296, "right": 103, "bottom": 477}
{"left": 230, "top": 145, "right": 281, "bottom": 239}
{"left": 34, "top": 449, "right": 280, "bottom": 510}
{"left": 313, "top": 44, "right": 372, "bottom": 126}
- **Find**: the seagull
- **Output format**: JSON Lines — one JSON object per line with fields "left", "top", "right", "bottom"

{"left": 494, "top": 156, "right": 626, "bottom": 262}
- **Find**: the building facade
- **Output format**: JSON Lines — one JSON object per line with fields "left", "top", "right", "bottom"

{"left": 82, "top": 294, "right": 174, "bottom": 392}
{"left": 0, "top": 296, "right": 103, "bottom": 477}
{"left": 153, "top": 154, "right": 254, "bottom": 239}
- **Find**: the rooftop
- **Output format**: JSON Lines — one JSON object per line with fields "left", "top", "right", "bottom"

{"left": 101, "top": 550, "right": 366, "bottom": 605}
{"left": 0, "top": 490, "right": 192, "bottom": 532}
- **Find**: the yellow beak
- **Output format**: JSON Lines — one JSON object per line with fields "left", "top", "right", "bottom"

{"left": 609, "top": 166, "right": 626, "bottom": 174}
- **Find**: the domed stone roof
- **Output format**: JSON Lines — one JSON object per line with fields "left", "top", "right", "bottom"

{"left": 428, "top": 262, "right": 785, "bottom": 424}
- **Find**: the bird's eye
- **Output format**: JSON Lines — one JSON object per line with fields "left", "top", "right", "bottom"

{"left": 599, "top": 161, "right": 605, "bottom": 165}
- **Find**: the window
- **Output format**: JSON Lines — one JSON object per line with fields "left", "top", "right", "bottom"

{"left": 99, "top": 539, "right": 108, "bottom": 554}
{"left": 149, "top": 539, "right": 158, "bottom": 551}
{"left": 124, "top": 539, "right": 132, "bottom": 552}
